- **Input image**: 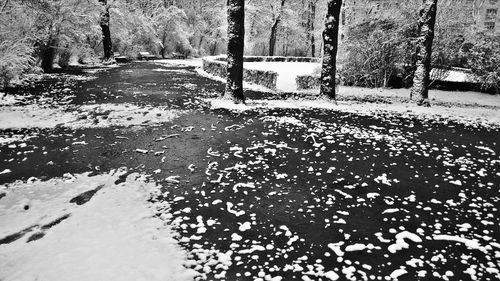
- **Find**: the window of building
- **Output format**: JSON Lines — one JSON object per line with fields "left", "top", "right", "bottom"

{"left": 485, "top": 22, "right": 496, "bottom": 30}
{"left": 486, "top": 9, "right": 497, "bottom": 19}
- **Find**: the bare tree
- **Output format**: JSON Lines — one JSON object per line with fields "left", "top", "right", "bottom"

{"left": 320, "top": 0, "right": 342, "bottom": 100}
{"left": 306, "top": 0, "right": 318, "bottom": 57}
{"left": 269, "top": 0, "right": 286, "bottom": 56}
{"left": 225, "top": 0, "right": 245, "bottom": 103}
{"left": 99, "top": 0, "right": 113, "bottom": 61}
{"left": 411, "top": 0, "right": 438, "bottom": 106}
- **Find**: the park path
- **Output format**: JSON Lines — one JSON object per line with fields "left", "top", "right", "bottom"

{"left": 1, "top": 61, "right": 499, "bottom": 281}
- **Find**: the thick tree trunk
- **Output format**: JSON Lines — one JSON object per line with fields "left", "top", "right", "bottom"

{"left": 269, "top": 0, "right": 286, "bottom": 56}
{"left": 41, "top": 37, "right": 57, "bottom": 73}
{"left": 411, "top": 0, "right": 438, "bottom": 106}
{"left": 99, "top": 0, "right": 113, "bottom": 61}
{"left": 320, "top": 0, "right": 342, "bottom": 100}
{"left": 225, "top": 0, "right": 245, "bottom": 103}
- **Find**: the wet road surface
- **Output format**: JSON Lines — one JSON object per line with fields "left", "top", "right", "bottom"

{"left": 1, "top": 61, "right": 499, "bottom": 281}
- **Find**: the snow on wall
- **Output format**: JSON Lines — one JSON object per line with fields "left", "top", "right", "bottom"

{"left": 202, "top": 56, "right": 278, "bottom": 89}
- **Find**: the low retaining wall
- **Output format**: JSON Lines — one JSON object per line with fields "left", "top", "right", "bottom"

{"left": 203, "top": 56, "right": 322, "bottom": 90}
{"left": 296, "top": 74, "right": 344, "bottom": 90}
{"left": 241, "top": 56, "right": 321, "bottom": 63}
{"left": 296, "top": 75, "right": 321, "bottom": 90}
{"left": 203, "top": 56, "right": 278, "bottom": 89}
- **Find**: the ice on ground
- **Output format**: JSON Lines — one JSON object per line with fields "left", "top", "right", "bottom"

{"left": 0, "top": 170, "right": 196, "bottom": 281}
{"left": 0, "top": 104, "right": 184, "bottom": 130}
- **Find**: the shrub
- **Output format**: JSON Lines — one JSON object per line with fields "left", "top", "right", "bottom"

{"left": 465, "top": 33, "right": 500, "bottom": 94}
{"left": 339, "top": 19, "right": 414, "bottom": 88}
{"left": 0, "top": 39, "right": 35, "bottom": 88}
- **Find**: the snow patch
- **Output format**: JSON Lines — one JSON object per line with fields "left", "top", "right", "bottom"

{"left": 0, "top": 170, "right": 196, "bottom": 281}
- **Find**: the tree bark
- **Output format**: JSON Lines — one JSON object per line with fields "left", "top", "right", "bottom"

{"left": 308, "top": 0, "right": 316, "bottom": 57}
{"left": 269, "top": 0, "right": 286, "bottom": 56}
{"left": 99, "top": 0, "right": 113, "bottom": 61}
{"left": 411, "top": 0, "right": 438, "bottom": 106}
{"left": 225, "top": 0, "right": 245, "bottom": 103}
{"left": 320, "top": 0, "right": 342, "bottom": 100}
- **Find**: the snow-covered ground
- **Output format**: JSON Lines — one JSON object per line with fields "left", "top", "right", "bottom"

{"left": 0, "top": 101, "right": 184, "bottom": 145}
{"left": 154, "top": 58, "right": 203, "bottom": 68}
{"left": 207, "top": 96, "right": 500, "bottom": 129}
{"left": 0, "top": 170, "right": 196, "bottom": 281}
{"left": 0, "top": 103, "right": 183, "bottom": 130}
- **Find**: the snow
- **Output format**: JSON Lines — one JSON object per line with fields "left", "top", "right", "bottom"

{"left": 327, "top": 242, "right": 345, "bottom": 257}
{"left": 324, "top": 271, "right": 340, "bottom": 280}
{"left": 345, "top": 243, "right": 368, "bottom": 252}
{"left": 231, "top": 233, "right": 243, "bottom": 241}
{"left": 0, "top": 104, "right": 184, "bottom": 130}
{"left": 476, "top": 146, "right": 496, "bottom": 154}
{"left": 196, "top": 68, "right": 274, "bottom": 93}
{"left": 433, "top": 234, "right": 482, "bottom": 250}
{"left": 388, "top": 231, "right": 422, "bottom": 253}
{"left": 0, "top": 170, "right": 196, "bottom": 281}
{"left": 239, "top": 221, "right": 252, "bottom": 232}
{"left": 206, "top": 97, "right": 500, "bottom": 128}
{"left": 389, "top": 268, "right": 408, "bottom": 280}
{"left": 0, "top": 169, "right": 11, "bottom": 175}
{"left": 0, "top": 92, "right": 21, "bottom": 106}
{"left": 154, "top": 58, "right": 203, "bottom": 68}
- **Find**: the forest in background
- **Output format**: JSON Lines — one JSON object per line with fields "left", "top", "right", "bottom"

{"left": 0, "top": 0, "right": 498, "bottom": 93}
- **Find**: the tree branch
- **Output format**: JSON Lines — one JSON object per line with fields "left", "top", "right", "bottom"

{"left": 0, "top": 0, "right": 10, "bottom": 14}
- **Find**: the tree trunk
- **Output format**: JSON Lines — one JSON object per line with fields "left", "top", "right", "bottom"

{"left": 269, "top": 0, "right": 286, "bottom": 56}
{"left": 411, "top": 0, "right": 438, "bottom": 106}
{"left": 320, "top": 0, "right": 342, "bottom": 100}
{"left": 41, "top": 37, "right": 57, "bottom": 73}
{"left": 269, "top": 21, "right": 279, "bottom": 56}
{"left": 225, "top": 0, "right": 245, "bottom": 103}
{"left": 308, "top": 0, "right": 316, "bottom": 57}
{"left": 99, "top": 0, "right": 113, "bottom": 61}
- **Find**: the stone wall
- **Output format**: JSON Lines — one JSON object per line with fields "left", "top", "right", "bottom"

{"left": 296, "top": 75, "right": 321, "bottom": 90}
{"left": 202, "top": 56, "right": 278, "bottom": 90}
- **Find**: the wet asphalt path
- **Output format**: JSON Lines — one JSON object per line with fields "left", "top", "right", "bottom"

{"left": 1, "top": 61, "right": 499, "bottom": 281}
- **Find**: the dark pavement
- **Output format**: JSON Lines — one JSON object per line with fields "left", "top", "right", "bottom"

{"left": 1, "top": 61, "right": 499, "bottom": 281}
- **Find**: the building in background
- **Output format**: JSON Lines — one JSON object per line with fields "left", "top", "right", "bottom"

{"left": 480, "top": 0, "right": 500, "bottom": 33}
{"left": 339, "top": 0, "right": 500, "bottom": 40}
